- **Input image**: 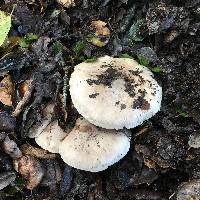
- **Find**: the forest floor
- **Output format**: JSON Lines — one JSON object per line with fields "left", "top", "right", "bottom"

{"left": 0, "top": 0, "right": 200, "bottom": 199}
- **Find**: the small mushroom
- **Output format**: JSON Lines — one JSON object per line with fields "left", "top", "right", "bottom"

{"left": 59, "top": 118, "right": 131, "bottom": 172}
{"left": 69, "top": 56, "right": 162, "bottom": 129}
{"left": 35, "top": 121, "right": 68, "bottom": 153}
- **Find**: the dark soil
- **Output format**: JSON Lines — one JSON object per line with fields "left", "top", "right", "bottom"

{"left": 0, "top": 0, "right": 200, "bottom": 199}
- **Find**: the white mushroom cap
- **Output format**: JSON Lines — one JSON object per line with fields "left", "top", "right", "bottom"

{"left": 59, "top": 118, "right": 131, "bottom": 172}
{"left": 35, "top": 121, "right": 68, "bottom": 153}
{"left": 69, "top": 56, "right": 162, "bottom": 129}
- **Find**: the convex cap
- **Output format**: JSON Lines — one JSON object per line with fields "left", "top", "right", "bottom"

{"left": 59, "top": 118, "right": 131, "bottom": 172}
{"left": 69, "top": 56, "right": 162, "bottom": 129}
{"left": 35, "top": 121, "right": 67, "bottom": 153}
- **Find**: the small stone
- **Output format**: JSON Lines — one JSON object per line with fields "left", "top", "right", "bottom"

{"left": 3, "top": 136, "right": 22, "bottom": 159}
{"left": 0, "top": 112, "right": 16, "bottom": 132}
{"left": 188, "top": 132, "right": 200, "bottom": 148}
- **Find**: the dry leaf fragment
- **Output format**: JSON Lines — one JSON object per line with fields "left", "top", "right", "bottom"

{"left": 19, "top": 80, "right": 31, "bottom": 97}
{"left": 12, "top": 79, "right": 34, "bottom": 117}
{"left": 0, "top": 74, "right": 14, "bottom": 106}
{"left": 21, "top": 144, "right": 56, "bottom": 159}
{"left": 56, "top": 0, "right": 75, "bottom": 8}
{"left": 176, "top": 179, "right": 200, "bottom": 200}
{"left": 90, "top": 20, "right": 110, "bottom": 36}
{"left": 144, "top": 158, "right": 156, "bottom": 169}
{"left": 14, "top": 155, "right": 44, "bottom": 190}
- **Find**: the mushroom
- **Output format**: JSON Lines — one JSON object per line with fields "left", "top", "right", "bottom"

{"left": 69, "top": 56, "right": 162, "bottom": 129}
{"left": 59, "top": 118, "right": 131, "bottom": 172}
{"left": 35, "top": 121, "right": 68, "bottom": 153}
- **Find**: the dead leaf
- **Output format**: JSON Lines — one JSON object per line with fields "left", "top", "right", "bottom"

{"left": 21, "top": 144, "right": 56, "bottom": 159}
{"left": 0, "top": 74, "right": 14, "bottom": 106}
{"left": 19, "top": 80, "right": 31, "bottom": 97}
{"left": 176, "top": 179, "right": 200, "bottom": 200}
{"left": 14, "top": 155, "right": 44, "bottom": 190}
{"left": 12, "top": 79, "right": 34, "bottom": 117}
{"left": 90, "top": 20, "right": 110, "bottom": 36}
{"left": 144, "top": 158, "right": 156, "bottom": 169}
{"left": 56, "top": 0, "right": 75, "bottom": 8}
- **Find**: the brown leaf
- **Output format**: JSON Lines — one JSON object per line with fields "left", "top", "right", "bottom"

{"left": 177, "top": 179, "right": 200, "bottom": 200}
{"left": 144, "top": 158, "right": 156, "bottom": 169}
{"left": 135, "top": 144, "right": 171, "bottom": 169}
{"left": 56, "top": 0, "right": 75, "bottom": 8}
{"left": 12, "top": 79, "right": 34, "bottom": 117}
{"left": 21, "top": 144, "right": 56, "bottom": 159}
{"left": 19, "top": 80, "right": 31, "bottom": 98}
{"left": 90, "top": 20, "right": 111, "bottom": 36}
{"left": 14, "top": 155, "right": 44, "bottom": 190}
{"left": 0, "top": 75, "right": 14, "bottom": 106}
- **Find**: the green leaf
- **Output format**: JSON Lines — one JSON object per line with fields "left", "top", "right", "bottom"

{"left": 5, "top": 177, "right": 25, "bottom": 196}
{"left": 87, "top": 34, "right": 106, "bottom": 47}
{"left": 78, "top": 55, "right": 85, "bottom": 61}
{"left": 15, "top": 177, "right": 25, "bottom": 188}
{"left": 137, "top": 55, "right": 150, "bottom": 66}
{"left": 52, "top": 41, "right": 63, "bottom": 54}
{"left": 85, "top": 56, "right": 97, "bottom": 62}
{"left": 51, "top": 9, "right": 61, "bottom": 18}
{"left": 0, "top": 11, "right": 12, "bottom": 46}
{"left": 73, "top": 41, "right": 85, "bottom": 55}
{"left": 176, "top": 108, "right": 189, "bottom": 118}
{"left": 19, "top": 33, "right": 38, "bottom": 48}
{"left": 151, "top": 66, "right": 162, "bottom": 73}
{"left": 120, "top": 53, "right": 134, "bottom": 59}
{"left": 129, "top": 20, "right": 145, "bottom": 42}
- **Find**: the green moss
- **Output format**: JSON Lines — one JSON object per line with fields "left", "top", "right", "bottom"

{"left": 120, "top": 53, "right": 134, "bottom": 59}
{"left": 19, "top": 33, "right": 38, "bottom": 48}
